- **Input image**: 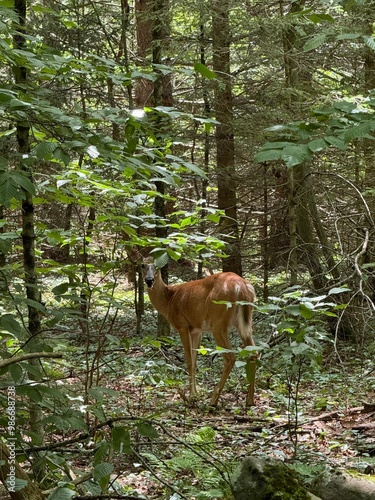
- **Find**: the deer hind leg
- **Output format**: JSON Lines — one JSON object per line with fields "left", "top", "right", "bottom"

{"left": 238, "top": 309, "right": 257, "bottom": 407}
{"left": 178, "top": 327, "right": 202, "bottom": 400}
{"left": 210, "top": 350, "right": 236, "bottom": 406}
{"left": 210, "top": 327, "right": 236, "bottom": 406}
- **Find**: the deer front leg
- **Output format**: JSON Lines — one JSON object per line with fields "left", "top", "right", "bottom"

{"left": 178, "top": 328, "right": 201, "bottom": 400}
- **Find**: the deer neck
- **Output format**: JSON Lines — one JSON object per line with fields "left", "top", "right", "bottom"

{"left": 147, "top": 273, "right": 173, "bottom": 318}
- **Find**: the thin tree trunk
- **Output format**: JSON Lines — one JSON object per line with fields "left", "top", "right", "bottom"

{"left": 197, "top": 15, "right": 210, "bottom": 279}
{"left": 152, "top": 0, "right": 171, "bottom": 337}
{"left": 287, "top": 168, "right": 298, "bottom": 285}
{"left": 13, "top": 0, "right": 45, "bottom": 480}
{"left": 212, "top": 0, "right": 242, "bottom": 275}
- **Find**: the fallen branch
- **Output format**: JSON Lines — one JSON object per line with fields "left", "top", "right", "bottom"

{"left": 0, "top": 353, "right": 62, "bottom": 369}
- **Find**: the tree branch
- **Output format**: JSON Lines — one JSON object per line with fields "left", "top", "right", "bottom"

{"left": 0, "top": 353, "right": 62, "bottom": 369}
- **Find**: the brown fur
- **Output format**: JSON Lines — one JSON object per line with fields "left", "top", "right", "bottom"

{"left": 144, "top": 263, "right": 256, "bottom": 406}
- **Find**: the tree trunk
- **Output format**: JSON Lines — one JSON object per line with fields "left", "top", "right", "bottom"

{"left": 212, "top": 0, "right": 242, "bottom": 276}
{"left": 282, "top": 0, "right": 337, "bottom": 292}
{"left": 134, "top": 0, "right": 172, "bottom": 336}
{"left": 0, "top": 442, "right": 43, "bottom": 500}
{"left": 13, "top": 0, "right": 45, "bottom": 479}
{"left": 362, "top": 16, "right": 375, "bottom": 304}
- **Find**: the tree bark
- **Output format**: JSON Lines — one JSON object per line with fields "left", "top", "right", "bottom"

{"left": 212, "top": 0, "right": 242, "bottom": 276}
{"left": 0, "top": 442, "right": 43, "bottom": 500}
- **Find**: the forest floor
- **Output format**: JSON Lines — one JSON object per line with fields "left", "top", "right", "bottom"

{"left": 82, "top": 334, "right": 375, "bottom": 499}
{"left": 2, "top": 304, "right": 375, "bottom": 499}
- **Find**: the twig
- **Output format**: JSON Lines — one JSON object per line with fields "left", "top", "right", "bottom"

{"left": 132, "top": 447, "right": 189, "bottom": 500}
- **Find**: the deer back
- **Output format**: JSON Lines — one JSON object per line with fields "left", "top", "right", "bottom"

{"left": 152, "top": 271, "right": 255, "bottom": 334}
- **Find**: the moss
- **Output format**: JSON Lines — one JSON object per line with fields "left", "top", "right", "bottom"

{"left": 232, "top": 457, "right": 311, "bottom": 500}
{"left": 258, "top": 462, "right": 310, "bottom": 499}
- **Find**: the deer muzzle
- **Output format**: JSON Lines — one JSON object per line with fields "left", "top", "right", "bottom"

{"left": 145, "top": 277, "right": 154, "bottom": 288}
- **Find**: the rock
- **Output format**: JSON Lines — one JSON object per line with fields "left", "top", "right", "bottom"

{"left": 311, "top": 469, "right": 375, "bottom": 500}
{"left": 231, "top": 456, "right": 314, "bottom": 500}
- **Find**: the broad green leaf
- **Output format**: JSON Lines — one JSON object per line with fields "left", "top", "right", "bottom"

{"left": 324, "top": 136, "right": 347, "bottom": 150}
{"left": 285, "top": 304, "right": 301, "bottom": 316}
{"left": 112, "top": 427, "right": 131, "bottom": 453}
{"left": 36, "top": 385, "right": 67, "bottom": 402}
{"left": 333, "top": 101, "right": 357, "bottom": 113}
{"left": 94, "top": 441, "right": 111, "bottom": 466}
{"left": 93, "top": 462, "right": 113, "bottom": 490}
{"left": 17, "top": 385, "right": 42, "bottom": 402}
{"left": 11, "top": 171, "right": 35, "bottom": 195}
{"left": 52, "top": 282, "right": 70, "bottom": 295}
{"left": 0, "top": 238, "right": 11, "bottom": 254}
{"left": 54, "top": 147, "right": 70, "bottom": 165}
{"left": 262, "top": 141, "right": 294, "bottom": 150}
{"left": 363, "top": 35, "right": 375, "bottom": 51}
{"left": 0, "top": 314, "right": 26, "bottom": 338}
{"left": 303, "top": 34, "right": 327, "bottom": 52}
{"left": 307, "top": 13, "right": 334, "bottom": 24}
{"left": 308, "top": 138, "right": 327, "bottom": 152}
{"left": 300, "top": 303, "right": 314, "bottom": 319}
{"left": 0, "top": 173, "right": 19, "bottom": 207}
{"left": 194, "top": 62, "right": 217, "bottom": 80}
{"left": 93, "top": 462, "right": 114, "bottom": 481}
{"left": 254, "top": 149, "right": 282, "bottom": 163}
{"left": 34, "top": 141, "right": 57, "bottom": 159}
{"left": 291, "top": 342, "right": 310, "bottom": 355}
{"left": 47, "top": 487, "right": 75, "bottom": 500}
{"left": 152, "top": 250, "right": 169, "bottom": 269}
{"left": 136, "top": 422, "right": 159, "bottom": 439}
{"left": 281, "top": 145, "right": 310, "bottom": 167}
{"left": 336, "top": 33, "right": 361, "bottom": 40}
{"left": 9, "top": 363, "right": 23, "bottom": 383}
{"left": 13, "top": 478, "right": 28, "bottom": 493}
{"left": 343, "top": 120, "right": 375, "bottom": 142}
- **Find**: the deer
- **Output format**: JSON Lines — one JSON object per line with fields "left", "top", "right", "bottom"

{"left": 143, "top": 259, "right": 257, "bottom": 407}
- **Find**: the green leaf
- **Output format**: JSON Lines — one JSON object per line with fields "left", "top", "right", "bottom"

{"left": 47, "top": 487, "right": 75, "bottom": 500}
{"left": 94, "top": 441, "right": 111, "bottom": 466}
{"left": 328, "top": 287, "right": 350, "bottom": 295}
{"left": 54, "top": 147, "right": 70, "bottom": 165}
{"left": 324, "top": 136, "right": 347, "bottom": 150}
{"left": 13, "top": 478, "right": 29, "bottom": 493}
{"left": 363, "top": 35, "right": 375, "bottom": 51}
{"left": 303, "top": 34, "right": 327, "bottom": 52}
{"left": 336, "top": 33, "right": 361, "bottom": 41}
{"left": 136, "top": 422, "right": 159, "bottom": 439}
{"left": 17, "top": 385, "right": 42, "bottom": 402}
{"left": 93, "top": 462, "right": 114, "bottom": 490}
{"left": 300, "top": 303, "right": 314, "bottom": 319}
{"left": 0, "top": 314, "right": 26, "bottom": 338}
{"left": 281, "top": 145, "right": 310, "bottom": 167}
{"left": 0, "top": 238, "right": 11, "bottom": 254}
{"left": 112, "top": 427, "right": 131, "bottom": 453}
{"left": 254, "top": 149, "right": 282, "bottom": 163}
{"left": 343, "top": 120, "right": 375, "bottom": 142}
{"left": 194, "top": 62, "right": 217, "bottom": 80}
{"left": 9, "top": 363, "right": 23, "bottom": 383}
{"left": 152, "top": 250, "right": 169, "bottom": 269}
{"left": 34, "top": 141, "right": 57, "bottom": 160}
{"left": 52, "top": 282, "right": 70, "bottom": 295}
{"left": 308, "top": 138, "right": 327, "bottom": 152}
{"left": 307, "top": 13, "right": 334, "bottom": 24}
{"left": 0, "top": 172, "right": 19, "bottom": 207}
{"left": 11, "top": 171, "right": 35, "bottom": 195}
